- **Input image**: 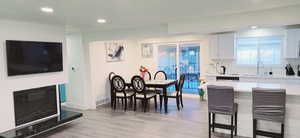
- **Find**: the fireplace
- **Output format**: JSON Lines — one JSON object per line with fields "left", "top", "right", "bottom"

{"left": 14, "top": 85, "right": 58, "bottom": 126}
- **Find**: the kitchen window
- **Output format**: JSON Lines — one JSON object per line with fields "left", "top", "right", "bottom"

{"left": 236, "top": 36, "right": 282, "bottom": 66}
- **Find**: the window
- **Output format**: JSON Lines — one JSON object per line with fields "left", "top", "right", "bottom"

{"left": 236, "top": 36, "right": 282, "bottom": 66}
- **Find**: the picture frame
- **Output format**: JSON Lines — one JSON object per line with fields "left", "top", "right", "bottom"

{"left": 105, "top": 41, "right": 125, "bottom": 62}
{"left": 141, "top": 43, "right": 153, "bottom": 58}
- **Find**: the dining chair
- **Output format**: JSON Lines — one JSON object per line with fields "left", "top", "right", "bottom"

{"left": 153, "top": 71, "right": 167, "bottom": 95}
{"left": 143, "top": 71, "right": 152, "bottom": 81}
{"left": 252, "top": 88, "right": 286, "bottom": 138}
{"left": 131, "top": 75, "right": 157, "bottom": 112}
{"left": 154, "top": 71, "right": 167, "bottom": 80}
{"left": 159, "top": 74, "right": 185, "bottom": 110}
{"left": 207, "top": 85, "right": 238, "bottom": 138}
{"left": 111, "top": 75, "right": 135, "bottom": 111}
{"left": 109, "top": 72, "right": 116, "bottom": 108}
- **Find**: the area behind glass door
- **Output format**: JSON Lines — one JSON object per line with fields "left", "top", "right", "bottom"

{"left": 179, "top": 44, "right": 200, "bottom": 94}
{"left": 158, "top": 45, "right": 177, "bottom": 91}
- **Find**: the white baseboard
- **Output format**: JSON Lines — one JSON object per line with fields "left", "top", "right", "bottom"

{"left": 64, "top": 102, "right": 89, "bottom": 110}
{"left": 96, "top": 97, "right": 110, "bottom": 107}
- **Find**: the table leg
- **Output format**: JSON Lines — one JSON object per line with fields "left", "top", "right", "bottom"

{"left": 163, "top": 87, "right": 168, "bottom": 113}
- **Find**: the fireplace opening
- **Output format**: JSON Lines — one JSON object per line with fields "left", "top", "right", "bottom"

{"left": 14, "top": 85, "right": 58, "bottom": 126}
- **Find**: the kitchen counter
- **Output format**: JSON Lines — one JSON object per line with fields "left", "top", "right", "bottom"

{"left": 205, "top": 73, "right": 300, "bottom": 80}
{"left": 201, "top": 80, "right": 300, "bottom": 138}
{"left": 204, "top": 81, "right": 300, "bottom": 96}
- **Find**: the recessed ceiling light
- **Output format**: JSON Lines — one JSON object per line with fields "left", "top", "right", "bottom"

{"left": 97, "top": 19, "right": 107, "bottom": 24}
{"left": 41, "top": 7, "right": 54, "bottom": 13}
{"left": 251, "top": 26, "right": 258, "bottom": 29}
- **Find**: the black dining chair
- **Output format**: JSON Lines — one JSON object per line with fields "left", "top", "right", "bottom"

{"left": 159, "top": 74, "right": 185, "bottom": 110}
{"left": 153, "top": 71, "right": 167, "bottom": 94}
{"left": 109, "top": 72, "right": 116, "bottom": 108}
{"left": 111, "top": 75, "right": 135, "bottom": 111}
{"left": 143, "top": 71, "right": 152, "bottom": 81}
{"left": 131, "top": 75, "right": 157, "bottom": 112}
{"left": 154, "top": 71, "right": 167, "bottom": 80}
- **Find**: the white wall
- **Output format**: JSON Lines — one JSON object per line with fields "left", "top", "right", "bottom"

{"left": 0, "top": 20, "right": 67, "bottom": 132}
{"left": 66, "top": 33, "right": 90, "bottom": 109}
{"left": 89, "top": 40, "right": 140, "bottom": 106}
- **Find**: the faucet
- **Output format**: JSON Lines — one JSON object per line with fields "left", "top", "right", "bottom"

{"left": 256, "top": 60, "right": 264, "bottom": 76}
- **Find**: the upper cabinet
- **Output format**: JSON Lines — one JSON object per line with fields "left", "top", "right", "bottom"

{"left": 284, "top": 29, "right": 300, "bottom": 59}
{"left": 209, "top": 33, "right": 235, "bottom": 60}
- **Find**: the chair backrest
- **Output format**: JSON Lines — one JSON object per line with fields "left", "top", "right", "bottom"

{"left": 109, "top": 72, "right": 116, "bottom": 82}
{"left": 207, "top": 85, "right": 235, "bottom": 115}
{"left": 177, "top": 74, "right": 185, "bottom": 93}
{"left": 143, "top": 71, "right": 152, "bottom": 81}
{"left": 131, "top": 75, "right": 146, "bottom": 94}
{"left": 111, "top": 75, "right": 126, "bottom": 93}
{"left": 154, "top": 71, "right": 167, "bottom": 80}
{"left": 252, "top": 88, "right": 286, "bottom": 123}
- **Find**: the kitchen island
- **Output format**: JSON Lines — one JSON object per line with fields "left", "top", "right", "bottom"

{"left": 202, "top": 81, "right": 300, "bottom": 138}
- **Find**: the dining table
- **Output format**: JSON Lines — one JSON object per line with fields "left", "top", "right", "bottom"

{"left": 126, "top": 79, "right": 177, "bottom": 113}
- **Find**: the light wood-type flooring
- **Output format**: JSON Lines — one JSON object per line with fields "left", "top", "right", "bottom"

{"left": 35, "top": 96, "right": 247, "bottom": 138}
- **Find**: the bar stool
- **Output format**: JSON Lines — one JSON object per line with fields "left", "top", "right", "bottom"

{"left": 207, "top": 85, "right": 238, "bottom": 138}
{"left": 252, "top": 88, "right": 286, "bottom": 138}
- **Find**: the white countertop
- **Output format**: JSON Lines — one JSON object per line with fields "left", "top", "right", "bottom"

{"left": 205, "top": 73, "right": 300, "bottom": 80}
{"left": 203, "top": 81, "right": 300, "bottom": 96}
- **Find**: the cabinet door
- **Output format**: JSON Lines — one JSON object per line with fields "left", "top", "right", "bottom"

{"left": 285, "top": 29, "right": 300, "bottom": 59}
{"left": 218, "top": 33, "right": 235, "bottom": 59}
{"left": 209, "top": 35, "right": 219, "bottom": 59}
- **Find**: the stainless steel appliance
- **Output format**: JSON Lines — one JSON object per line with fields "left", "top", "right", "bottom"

{"left": 218, "top": 66, "right": 226, "bottom": 75}
{"left": 298, "top": 65, "right": 300, "bottom": 77}
{"left": 285, "top": 64, "right": 295, "bottom": 76}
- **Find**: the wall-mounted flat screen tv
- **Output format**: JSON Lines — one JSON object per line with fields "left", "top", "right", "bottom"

{"left": 6, "top": 40, "right": 63, "bottom": 76}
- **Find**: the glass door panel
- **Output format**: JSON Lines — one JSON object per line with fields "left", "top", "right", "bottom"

{"left": 158, "top": 45, "right": 177, "bottom": 91}
{"left": 179, "top": 45, "right": 200, "bottom": 94}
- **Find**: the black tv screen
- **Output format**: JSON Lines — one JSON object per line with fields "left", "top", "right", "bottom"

{"left": 6, "top": 40, "right": 63, "bottom": 76}
{"left": 14, "top": 85, "right": 58, "bottom": 126}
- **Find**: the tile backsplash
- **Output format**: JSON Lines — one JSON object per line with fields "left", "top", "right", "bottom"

{"left": 210, "top": 59, "right": 300, "bottom": 76}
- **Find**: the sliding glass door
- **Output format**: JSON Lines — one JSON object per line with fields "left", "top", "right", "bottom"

{"left": 179, "top": 45, "right": 200, "bottom": 94}
{"left": 157, "top": 43, "right": 200, "bottom": 94}
{"left": 158, "top": 45, "right": 177, "bottom": 91}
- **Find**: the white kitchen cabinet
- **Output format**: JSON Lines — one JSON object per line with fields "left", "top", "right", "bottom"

{"left": 285, "top": 29, "right": 300, "bottom": 59}
{"left": 209, "top": 35, "right": 219, "bottom": 59}
{"left": 218, "top": 33, "right": 235, "bottom": 59}
{"left": 209, "top": 33, "right": 235, "bottom": 60}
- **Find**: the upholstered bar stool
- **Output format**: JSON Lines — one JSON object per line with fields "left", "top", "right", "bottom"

{"left": 207, "top": 85, "right": 238, "bottom": 138}
{"left": 252, "top": 88, "right": 286, "bottom": 138}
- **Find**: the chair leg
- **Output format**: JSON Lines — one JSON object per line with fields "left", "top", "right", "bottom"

{"left": 180, "top": 95, "right": 183, "bottom": 108}
{"left": 154, "top": 96, "right": 157, "bottom": 110}
{"left": 208, "top": 112, "right": 211, "bottom": 138}
{"left": 111, "top": 97, "right": 114, "bottom": 108}
{"left": 235, "top": 112, "right": 238, "bottom": 136}
{"left": 122, "top": 98, "right": 124, "bottom": 105}
{"left": 134, "top": 96, "right": 137, "bottom": 111}
{"left": 144, "top": 99, "right": 147, "bottom": 112}
{"left": 281, "top": 123, "right": 284, "bottom": 138}
{"left": 124, "top": 98, "right": 127, "bottom": 111}
{"left": 114, "top": 98, "right": 117, "bottom": 110}
{"left": 159, "top": 95, "right": 163, "bottom": 111}
{"left": 130, "top": 96, "right": 133, "bottom": 107}
{"left": 231, "top": 115, "right": 234, "bottom": 138}
{"left": 212, "top": 113, "right": 216, "bottom": 132}
{"left": 176, "top": 97, "right": 180, "bottom": 110}
{"left": 253, "top": 119, "right": 257, "bottom": 138}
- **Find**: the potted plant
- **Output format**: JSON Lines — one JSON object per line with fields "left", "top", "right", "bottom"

{"left": 199, "top": 78, "right": 206, "bottom": 101}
